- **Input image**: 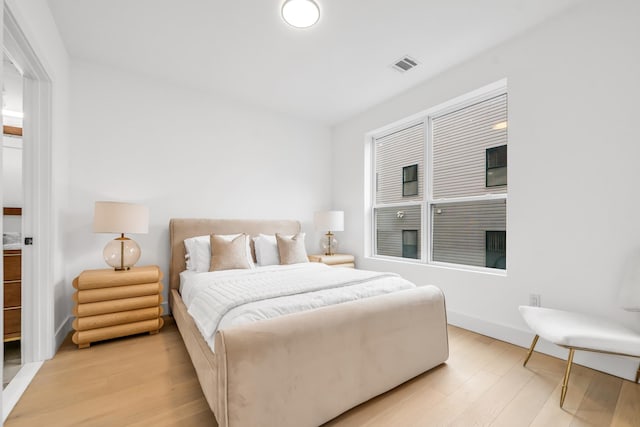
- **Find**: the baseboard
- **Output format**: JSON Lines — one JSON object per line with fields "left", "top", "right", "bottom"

{"left": 161, "top": 301, "right": 169, "bottom": 316}
{"left": 446, "top": 309, "right": 639, "bottom": 382}
{"left": 3, "top": 361, "right": 43, "bottom": 422}
{"left": 54, "top": 315, "right": 73, "bottom": 351}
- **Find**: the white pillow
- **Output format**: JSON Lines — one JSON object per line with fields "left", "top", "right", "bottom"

{"left": 184, "top": 234, "right": 254, "bottom": 272}
{"left": 184, "top": 235, "right": 210, "bottom": 272}
{"left": 253, "top": 233, "right": 304, "bottom": 266}
{"left": 253, "top": 234, "right": 279, "bottom": 266}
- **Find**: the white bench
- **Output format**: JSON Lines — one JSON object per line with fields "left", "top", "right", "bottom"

{"left": 519, "top": 306, "right": 640, "bottom": 407}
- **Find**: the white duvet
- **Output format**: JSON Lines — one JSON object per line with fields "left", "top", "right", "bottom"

{"left": 180, "top": 263, "right": 416, "bottom": 352}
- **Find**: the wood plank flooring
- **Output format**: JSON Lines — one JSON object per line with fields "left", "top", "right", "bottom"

{"left": 4, "top": 317, "right": 639, "bottom": 426}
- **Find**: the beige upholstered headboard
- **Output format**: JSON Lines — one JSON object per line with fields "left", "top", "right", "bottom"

{"left": 169, "top": 218, "right": 301, "bottom": 291}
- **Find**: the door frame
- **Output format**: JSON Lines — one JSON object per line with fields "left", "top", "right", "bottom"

{"left": 3, "top": 0, "right": 53, "bottom": 373}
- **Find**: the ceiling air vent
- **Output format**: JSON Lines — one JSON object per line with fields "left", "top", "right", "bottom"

{"left": 392, "top": 55, "right": 419, "bottom": 73}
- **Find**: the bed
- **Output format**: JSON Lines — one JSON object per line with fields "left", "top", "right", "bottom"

{"left": 169, "top": 218, "right": 449, "bottom": 427}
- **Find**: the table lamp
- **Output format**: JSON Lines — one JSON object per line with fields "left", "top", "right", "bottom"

{"left": 314, "top": 211, "right": 344, "bottom": 256}
{"left": 93, "top": 201, "right": 149, "bottom": 270}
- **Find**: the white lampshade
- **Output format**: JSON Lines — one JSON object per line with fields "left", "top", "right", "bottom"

{"left": 94, "top": 201, "right": 149, "bottom": 271}
{"left": 314, "top": 211, "right": 344, "bottom": 232}
{"left": 281, "top": 0, "right": 320, "bottom": 28}
{"left": 94, "top": 201, "right": 149, "bottom": 234}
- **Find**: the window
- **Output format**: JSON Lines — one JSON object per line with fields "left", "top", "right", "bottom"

{"left": 373, "top": 123, "right": 423, "bottom": 260}
{"left": 403, "top": 164, "right": 418, "bottom": 196}
{"left": 486, "top": 145, "right": 507, "bottom": 187}
{"left": 485, "top": 231, "right": 506, "bottom": 269}
{"left": 432, "top": 200, "right": 506, "bottom": 267}
{"left": 402, "top": 230, "right": 419, "bottom": 259}
{"left": 371, "top": 85, "right": 507, "bottom": 271}
{"left": 375, "top": 206, "right": 421, "bottom": 259}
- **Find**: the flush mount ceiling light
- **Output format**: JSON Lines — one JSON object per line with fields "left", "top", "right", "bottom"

{"left": 281, "top": 0, "right": 320, "bottom": 28}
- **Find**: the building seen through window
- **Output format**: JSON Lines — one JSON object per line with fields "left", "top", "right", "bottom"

{"left": 372, "top": 87, "right": 507, "bottom": 270}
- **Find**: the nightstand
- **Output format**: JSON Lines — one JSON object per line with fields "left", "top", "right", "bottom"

{"left": 308, "top": 254, "right": 355, "bottom": 268}
{"left": 71, "top": 265, "right": 164, "bottom": 349}
{"left": 3, "top": 250, "right": 21, "bottom": 342}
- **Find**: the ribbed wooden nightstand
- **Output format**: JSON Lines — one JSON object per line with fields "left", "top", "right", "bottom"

{"left": 308, "top": 254, "right": 355, "bottom": 268}
{"left": 72, "top": 265, "right": 164, "bottom": 349}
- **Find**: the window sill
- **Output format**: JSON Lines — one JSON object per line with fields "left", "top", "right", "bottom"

{"left": 364, "top": 255, "right": 508, "bottom": 277}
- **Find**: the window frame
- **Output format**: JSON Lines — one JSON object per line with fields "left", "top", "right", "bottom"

{"left": 368, "top": 80, "right": 508, "bottom": 274}
{"left": 486, "top": 145, "right": 507, "bottom": 188}
{"left": 402, "top": 229, "right": 419, "bottom": 259}
{"left": 485, "top": 230, "right": 507, "bottom": 269}
{"left": 371, "top": 117, "right": 427, "bottom": 262}
{"left": 402, "top": 164, "right": 419, "bottom": 197}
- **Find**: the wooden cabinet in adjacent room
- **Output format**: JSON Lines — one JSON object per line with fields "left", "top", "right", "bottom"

{"left": 3, "top": 249, "right": 22, "bottom": 341}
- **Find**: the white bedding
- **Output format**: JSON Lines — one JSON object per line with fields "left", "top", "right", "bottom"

{"left": 180, "top": 263, "right": 416, "bottom": 352}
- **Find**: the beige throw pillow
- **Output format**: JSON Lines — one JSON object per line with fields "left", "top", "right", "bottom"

{"left": 210, "top": 234, "right": 252, "bottom": 271}
{"left": 276, "top": 233, "right": 309, "bottom": 265}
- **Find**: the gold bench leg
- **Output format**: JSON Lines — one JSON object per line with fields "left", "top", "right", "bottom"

{"left": 523, "top": 334, "right": 539, "bottom": 367}
{"left": 560, "top": 348, "right": 575, "bottom": 408}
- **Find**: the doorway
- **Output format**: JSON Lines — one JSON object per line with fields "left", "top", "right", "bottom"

{"left": 2, "top": 5, "right": 54, "bottom": 420}
{"left": 2, "top": 52, "right": 23, "bottom": 388}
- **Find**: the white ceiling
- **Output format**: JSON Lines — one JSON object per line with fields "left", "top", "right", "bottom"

{"left": 48, "top": 0, "right": 583, "bottom": 125}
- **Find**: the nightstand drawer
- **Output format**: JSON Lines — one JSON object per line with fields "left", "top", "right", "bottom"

{"left": 4, "top": 281, "right": 21, "bottom": 308}
{"left": 3, "top": 252, "right": 21, "bottom": 281}
{"left": 308, "top": 254, "right": 355, "bottom": 268}
{"left": 330, "top": 263, "right": 355, "bottom": 268}
{"left": 4, "top": 308, "right": 21, "bottom": 335}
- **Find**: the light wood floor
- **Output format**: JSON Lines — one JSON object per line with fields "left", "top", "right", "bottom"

{"left": 5, "top": 317, "right": 639, "bottom": 426}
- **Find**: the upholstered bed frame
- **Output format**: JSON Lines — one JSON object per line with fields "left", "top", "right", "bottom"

{"left": 169, "top": 218, "right": 449, "bottom": 427}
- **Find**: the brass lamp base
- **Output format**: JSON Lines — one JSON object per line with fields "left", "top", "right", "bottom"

{"left": 103, "top": 233, "right": 141, "bottom": 271}
{"left": 323, "top": 231, "right": 338, "bottom": 256}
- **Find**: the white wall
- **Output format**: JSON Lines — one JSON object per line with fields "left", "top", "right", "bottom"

{"left": 6, "top": 0, "right": 71, "bottom": 350}
{"left": 332, "top": 0, "right": 640, "bottom": 379}
{"left": 2, "top": 137, "right": 21, "bottom": 235}
{"left": 2, "top": 137, "right": 22, "bottom": 208}
{"left": 67, "top": 60, "right": 333, "bottom": 315}
{"left": 1, "top": 48, "right": 23, "bottom": 219}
